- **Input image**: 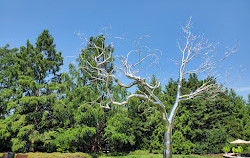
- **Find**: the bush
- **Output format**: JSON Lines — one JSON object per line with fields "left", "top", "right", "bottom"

{"left": 233, "top": 146, "right": 243, "bottom": 154}
{"left": 238, "top": 146, "right": 244, "bottom": 153}
{"left": 222, "top": 146, "right": 230, "bottom": 153}
{"left": 232, "top": 147, "right": 236, "bottom": 153}
{"left": 152, "top": 149, "right": 163, "bottom": 154}
{"left": 172, "top": 131, "right": 196, "bottom": 155}
{"left": 129, "top": 150, "right": 149, "bottom": 155}
{"left": 106, "top": 152, "right": 128, "bottom": 156}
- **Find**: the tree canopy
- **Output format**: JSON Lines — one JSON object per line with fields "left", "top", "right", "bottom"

{"left": 0, "top": 31, "right": 249, "bottom": 155}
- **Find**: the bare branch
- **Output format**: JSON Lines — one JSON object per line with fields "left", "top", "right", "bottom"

{"left": 108, "top": 93, "right": 165, "bottom": 112}
{"left": 79, "top": 18, "right": 236, "bottom": 133}
{"left": 179, "top": 80, "right": 220, "bottom": 101}
{"left": 168, "top": 18, "right": 237, "bottom": 125}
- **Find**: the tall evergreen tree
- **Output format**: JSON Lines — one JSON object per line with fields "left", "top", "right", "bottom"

{"left": 0, "top": 45, "right": 19, "bottom": 117}
{"left": 0, "top": 45, "right": 19, "bottom": 151}
{"left": 6, "top": 30, "right": 63, "bottom": 152}
{"left": 50, "top": 35, "right": 117, "bottom": 153}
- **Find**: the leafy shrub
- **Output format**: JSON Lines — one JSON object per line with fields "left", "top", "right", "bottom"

{"left": 56, "top": 143, "right": 70, "bottom": 153}
{"left": 11, "top": 138, "right": 27, "bottom": 152}
{"left": 129, "top": 150, "right": 149, "bottom": 155}
{"left": 232, "top": 146, "right": 243, "bottom": 154}
{"left": 222, "top": 146, "right": 230, "bottom": 153}
{"left": 106, "top": 152, "right": 128, "bottom": 156}
{"left": 172, "top": 131, "right": 196, "bottom": 155}
{"left": 238, "top": 146, "right": 244, "bottom": 153}
{"left": 149, "top": 124, "right": 164, "bottom": 151}
{"left": 232, "top": 147, "right": 236, "bottom": 153}
{"left": 152, "top": 149, "right": 163, "bottom": 154}
{"left": 41, "top": 131, "right": 58, "bottom": 152}
{"left": 194, "top": 127, "right": 228, "bottom": 154}
{"left": 104, "top": 112, "right": 135, "bottom": 152}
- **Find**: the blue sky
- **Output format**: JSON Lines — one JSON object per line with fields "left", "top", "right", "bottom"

{"left": 1, "top": 0, "right": 249, "bottom": 100}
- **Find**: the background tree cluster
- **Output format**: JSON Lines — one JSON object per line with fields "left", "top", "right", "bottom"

{"left": 0, "top": 31, "right": 249, "bottom": 154}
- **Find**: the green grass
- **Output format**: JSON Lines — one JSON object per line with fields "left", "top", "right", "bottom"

{"left": 101, "top": 155, "right": 217, "bottom": 158}
{"left": 0, "top": 152, "right": 221, "bottom": 158}
{"left": 0, "top": 152, "right": 92, "bottom": 158}
{"left": 100, "top": 154, "right": 162, "bottom": 158}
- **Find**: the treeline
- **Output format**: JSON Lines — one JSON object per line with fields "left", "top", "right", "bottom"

{"left": 0, "top": 31, "right": 249, "bottom": 154}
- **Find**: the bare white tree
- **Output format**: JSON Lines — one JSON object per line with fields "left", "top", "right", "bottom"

{"left": 79, "top": 18, "right": 237, "bottom": 158}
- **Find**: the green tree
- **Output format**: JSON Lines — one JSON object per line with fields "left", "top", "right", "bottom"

{"left": 48, "top": 35, "right": 118, "bottom": 153}
{"left": 77, "top": 35, "right": 114, "bottom": 92}
{"left": 7, "top": 30, "right": 63, "bottom": 152}
{"left": 172, "top": 130, "right": 195, "bottom": 154}
{"left": 243, "top": 94, "right": 250, "bottom": 140}
{"left": 105, "top": 110, "right": 135, "bottom": 152}
{"left": 130, "top": 76, "right": 164, "bottom": 151}
{"left": 0, "top": 45, "right": 19, "bottom": 117}
{"left": 0, "top": 116, "right": 13, "bottom": 151}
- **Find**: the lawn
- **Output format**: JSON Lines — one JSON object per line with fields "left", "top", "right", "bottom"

{"left": 0, "top": 152, "right": 91, "bottom": 158}
{"left": 101, "top": 155, "right": 218, "bottom": 158}
{"left": 0, "top": 152, "right": 220, "bottom": 158}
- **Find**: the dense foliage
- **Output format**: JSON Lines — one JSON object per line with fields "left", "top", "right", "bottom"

{"left": 0, "top": 31, "right": 249, "bottom": 154}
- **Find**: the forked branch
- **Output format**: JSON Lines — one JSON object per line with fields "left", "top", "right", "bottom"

{"left": 168, "top": 17, "right": 237, "bottom": 124}
{"left": 79, "top": 18, "right": 236, "bottom": 126}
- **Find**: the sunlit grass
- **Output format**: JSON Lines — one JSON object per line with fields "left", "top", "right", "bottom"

{"left": 0, "top": 152, "right": 91, "bottom": 158}
{"left": 101, "top": 155, "right": 218, "bottom": 158}
{"left": 0, "top": 152, "right": 221, "bottom": 158}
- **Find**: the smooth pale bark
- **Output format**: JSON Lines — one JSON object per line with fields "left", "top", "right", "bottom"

{"left": 164, "top": 127, "right": 173, "bottom": 158}
{"left": 163, "top": 75, "right": 181, "bottom": 158}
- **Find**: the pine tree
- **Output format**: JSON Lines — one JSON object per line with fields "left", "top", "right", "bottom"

{"left": 8, "top": 30, "right": 63, "bottom": 152}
